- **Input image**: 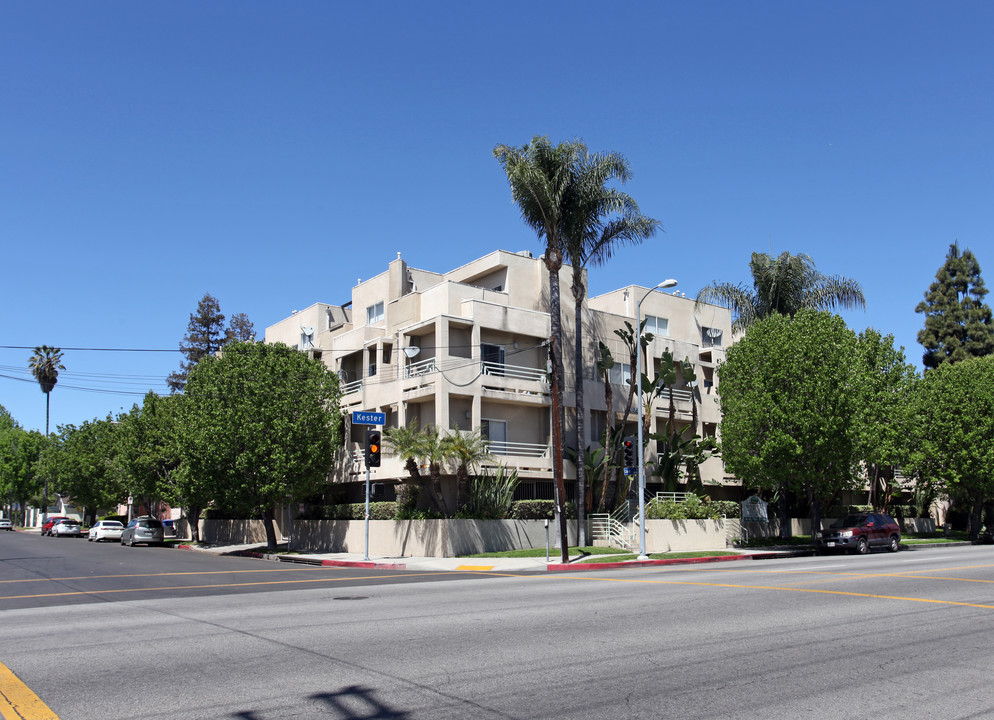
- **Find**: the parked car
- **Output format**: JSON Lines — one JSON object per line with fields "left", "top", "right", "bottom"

{"left": 88, "top": 520, "right": 125, "bottom": 542}
{"left": 41, "top": 516, "right": 69, "bottom": 536}
{"left": 121, "top": 517, "right": 164, "bottom": 547}
{"left": 816, "top": 512, "right": 901, "bottom": 554}
{"left": 0, "top": 518, "right": 13, "bottom": 531}
{"left": 51, "top": 519, "right": 83, "bottom": 538}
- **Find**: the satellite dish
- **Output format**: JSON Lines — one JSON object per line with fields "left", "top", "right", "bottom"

{"left": 301, "top": 327, "right": 314, "bottom": 335}
{"left": 403, "top": 346, "right": 421, "bottom": 359}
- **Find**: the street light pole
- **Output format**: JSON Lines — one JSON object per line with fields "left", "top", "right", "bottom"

{"left": 635, "top": 279, "right": 678, "bottom": 560}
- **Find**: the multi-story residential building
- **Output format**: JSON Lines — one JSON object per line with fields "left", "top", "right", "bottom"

{"left": 265, "top": 249, "right": 734, "bottom": 508}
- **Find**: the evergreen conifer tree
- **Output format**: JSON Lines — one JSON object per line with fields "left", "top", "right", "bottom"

{"left": 915, "top": 242, "right": 994, "bottom": 369}
{"left": 167, "top": 293, "right": 231, "bottom": 393}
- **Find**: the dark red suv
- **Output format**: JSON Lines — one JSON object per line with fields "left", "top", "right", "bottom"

{"left": 41, "top": 516, "right": 68, "bottom": 536}
{"left": 816, "top": 512, "right": 901, "bottom": 554}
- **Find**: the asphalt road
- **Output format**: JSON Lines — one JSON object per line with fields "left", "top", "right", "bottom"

{"left": 3, "top": 531, "right": 994, "bottom": 719}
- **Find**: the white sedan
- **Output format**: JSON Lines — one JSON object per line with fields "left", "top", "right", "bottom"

{"left": 88, "top": 520, "right": 125, "bottom": 542}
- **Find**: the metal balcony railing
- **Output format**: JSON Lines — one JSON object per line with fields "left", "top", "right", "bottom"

{"left": 404, "top": 358, "right": 437, "bottom": 378}
{"left": 483, "top": 440, "right": 549, "bottom": 458}
{"left": 342, "top": 379, "right": 363, "bottom": 395}
{"left": 481, "top": 361, "right": 547, "bottom": 383}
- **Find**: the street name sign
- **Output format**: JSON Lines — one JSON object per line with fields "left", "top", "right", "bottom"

{"left": 352, "top": 411, "right": 386, "bottom": 425}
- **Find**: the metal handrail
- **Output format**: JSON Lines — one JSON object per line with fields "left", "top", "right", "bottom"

{"left": 589, "top": 513, "right": 634, "bottom": 550}
{"left": 483, "top": 440, "right": 549, "bottom": 458}
{"left": 342, "top": 379, "right": 363, "bottom": 395}
{"left": 481, "top": 361, "right": 547, "bottom": 383}
{"left": 655, "top": 491, "right": 691, "bottom": 503}
{"left": 404, "top": 358, "right": 437, "bottom": 378}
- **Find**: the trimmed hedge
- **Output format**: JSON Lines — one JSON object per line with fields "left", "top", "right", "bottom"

{"left": 313, "top": 502, "right": 398, "bottom": 520}
{"left": 507, "top": 500, "right": 577, "bottom": 520}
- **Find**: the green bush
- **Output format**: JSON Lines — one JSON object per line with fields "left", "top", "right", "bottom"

{"left": 313, "top": 502, "right": 398, "bottom": 520}
{"left": 395, "top": 507, "right": 445, "bottom": 520}
{"left": 460, "top": 464, "right": 519, "bottom": 519}
{"left": 646, "top": 494, "right": 728, "bottom": 520}
{"left": 507, "top": 500, "right": 577, "bottom": 520}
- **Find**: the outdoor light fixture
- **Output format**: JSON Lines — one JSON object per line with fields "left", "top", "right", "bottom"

{"left": 635, "top": 279, "right": 677, "bottom": 559}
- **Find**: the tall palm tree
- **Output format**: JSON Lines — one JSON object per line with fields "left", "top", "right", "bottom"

{"left": 563, "top": 152, "right": 660, "bottom": 544}
{"left": 494, "top": 136, "right": 585, "bottom": 560}
{"left": 695, "top": 251, "right": 866, "bottom": 332}
{"left": 28, "top": 345, "right": 64, "bottom": 521}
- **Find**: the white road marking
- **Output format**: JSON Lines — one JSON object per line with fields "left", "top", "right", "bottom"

{"left": 902, "top": 556, "right": 953, "bottom": 562}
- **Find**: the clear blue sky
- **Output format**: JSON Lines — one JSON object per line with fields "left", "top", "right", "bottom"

{"left": 2, "top": 1, "right": 992, "bottom": 434}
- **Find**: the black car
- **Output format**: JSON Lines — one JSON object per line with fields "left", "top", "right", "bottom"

{"left": 120, "top": 517, "right": 165, "bottom": 547}
{"left": 816, "top": 512, "right": 901, "bottom": 554}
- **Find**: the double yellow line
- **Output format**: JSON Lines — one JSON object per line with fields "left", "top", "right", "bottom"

{"left": 0, "top": 663, "right": 58, "bottom": 720}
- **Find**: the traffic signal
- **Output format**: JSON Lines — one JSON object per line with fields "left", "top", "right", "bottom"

{"left": 623, "top": 437, "right": 635, "bottom": 468}
{"left": 365, "top": 429, "right": 381, "bottom": 468}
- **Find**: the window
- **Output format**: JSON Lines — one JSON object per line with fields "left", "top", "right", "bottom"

{"left": 366, "top": 301, "right": 384, "bottom": 325}
{"left": 644, "top": 315, "right": 669, "bottom": 337}
{"left": 589, "top": 411, "right": 607, "bottom": 443}
{"left": 702, "top": 327, "right": 723, "bottom": 348}
{"left": 608, "top": 363, "right": 633, "bottom": 386}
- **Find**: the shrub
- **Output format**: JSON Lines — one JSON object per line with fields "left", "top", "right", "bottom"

{"left": 646, "top": 494, "right": 727, "bottom": 520}
{"left": 312, "top": 502, "right": 398, "bottom": 520}
{"left": 507, "top": 500, "right": 577, "bottom": 520}
{"left": 460, "top": 463, "right": 519, "bottom": 519}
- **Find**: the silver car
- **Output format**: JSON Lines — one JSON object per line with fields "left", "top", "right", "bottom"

{"left": 88, "top": 520, "right": 125, "bottom": 542}
{"left": 121, "top": 517, "right": 164, "bottom": 547}
{"left": 51, "top": 519, "right": 83, "bottom": 538}
{"left": 0, "top": 518, "right": 12, "bottom": 531}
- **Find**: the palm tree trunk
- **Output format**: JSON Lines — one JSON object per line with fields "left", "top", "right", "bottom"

{"left": 42, "top": 391, "right": 50, "bottom": 522}
{"left": 573, "top": 293, "right": 587, "bottom": 546}
{"left": 545, "top": 252, "right": 569, "bottom": 562}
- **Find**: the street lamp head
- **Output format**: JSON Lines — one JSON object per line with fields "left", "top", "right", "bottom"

{"left": 656, "top": 279, "right": 678, "bottom": 290}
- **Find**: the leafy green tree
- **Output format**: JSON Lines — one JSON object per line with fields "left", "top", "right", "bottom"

{"left": 696, "top": 251, "right": 865, "bottom": 332}
{"left": 116, "top": 393, "right": 200, "bottom": 534}
{"left": 47, "top": 417, "right": 123, "bottom": 525}
{"left": 915, "top": 242, "right": 994, "bottom": 369}
{"left": 560, "top": 148, "right": 660, "bottom": 545}
{"left": 182, "top": 341, "right": 342, "bottom": 549}
{"left": 28, "top": 345, "right": 64, "bottom": 519}
{"left": 0, "top": 422, "right": 44, "bottom": 527}
{"left": 853, "top": 330, "right": 918, "bottom": 510}
{"left": 909, "top": 355, "right": 994, "bottom": 538}
{"left": 717, "top": 310, "right": 862, "bottom": 536}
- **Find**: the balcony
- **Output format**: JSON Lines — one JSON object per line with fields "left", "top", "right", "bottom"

{"left": 484, "top": 440, "right": 550, "bottom": 458}
{"left": 404, "top": 357, "right": 438, "bottom": 378}
{"left": 481, "top": 361, "right": 547, "bottom": 382}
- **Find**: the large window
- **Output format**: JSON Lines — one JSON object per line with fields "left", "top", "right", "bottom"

{"left": 608, "top": 363, "right": 633, "bottom": 386}
{"left": 644, "top": 314, "right": 668, "bottom": 337}
{"left": 366, "top": 301, "right": 384, "bottom": 325}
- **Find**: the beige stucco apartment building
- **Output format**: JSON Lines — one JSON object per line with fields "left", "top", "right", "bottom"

{"left": 265, "top": 249, "right": 734, "bottom": 507}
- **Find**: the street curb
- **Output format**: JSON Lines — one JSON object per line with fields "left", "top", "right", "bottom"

{"left": 546, "top": 551, "right": 810, "bottom": 572}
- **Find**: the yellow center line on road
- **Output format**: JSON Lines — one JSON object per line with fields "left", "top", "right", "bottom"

{"left": 537, "top": 573, "right": 994, "bottom": 610}
{"left": 0, "top": 572, "right": 474, "bottom": 601}
{"left": 0, "top": 567, "right": 341, "bottom": 585}
{"left": 0, "top": 662, "right": 59, "bottom": 720}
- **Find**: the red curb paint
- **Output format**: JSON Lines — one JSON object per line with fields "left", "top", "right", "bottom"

{"left": 319, "top": 559, "right": 407, "bottom": 570}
